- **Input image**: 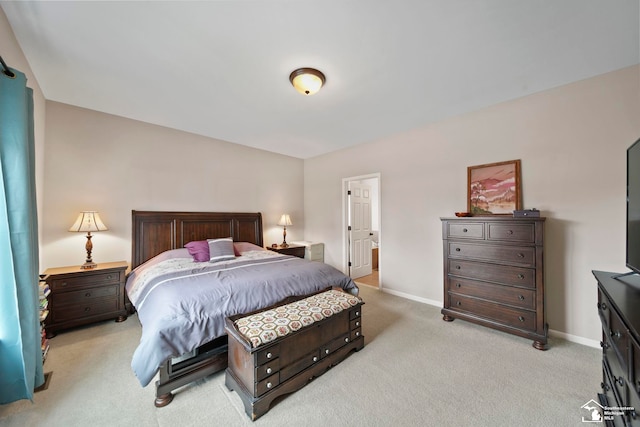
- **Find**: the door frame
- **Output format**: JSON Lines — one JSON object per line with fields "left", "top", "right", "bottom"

{"left": 342, "top": 173, "right": 381, "bottom": 288}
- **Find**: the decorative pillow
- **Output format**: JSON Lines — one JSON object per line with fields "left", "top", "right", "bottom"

{"left": 208, "top": 237, "right": 236, "bottom": 262}
{"left": 233, "top": 242, "right": 266, "bottom": 254}
{"left": 185, "top": 240, "right": 209, "bottom": 262}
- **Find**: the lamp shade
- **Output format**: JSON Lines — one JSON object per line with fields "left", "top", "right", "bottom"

{"left": 69, "top": 211, "right": 108, "bottom": 232}
{"left": 289, "top": 68, "right": 325, "bottom": 96}
{"left": 278, "top": 214, "right": 292, "bottom": 226}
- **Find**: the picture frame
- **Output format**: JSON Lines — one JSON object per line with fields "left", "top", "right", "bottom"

{"left": 467, "top": 159, "right": 522, "bottom": 215}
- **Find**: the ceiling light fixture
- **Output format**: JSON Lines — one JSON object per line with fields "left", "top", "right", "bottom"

{"left": 289, "top": 68, "right": 325, "bottom": 96}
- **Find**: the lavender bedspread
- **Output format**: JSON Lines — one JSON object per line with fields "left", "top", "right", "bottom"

{"left": 126, "top": 249, "right": 358, "bottom": 387}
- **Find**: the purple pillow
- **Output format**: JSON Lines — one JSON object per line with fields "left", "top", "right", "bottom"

{"left": 185, "top": 240, "right": 209, "bottom": 262}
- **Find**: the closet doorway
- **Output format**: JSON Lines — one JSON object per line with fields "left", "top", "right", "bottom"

{"left": 342, "top": 173, "right": 381, "bottom": 289}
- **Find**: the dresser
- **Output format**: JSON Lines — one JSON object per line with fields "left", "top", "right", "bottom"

{"left": 43, "top": 261, "right": 128, "bottom": 337}
{"left": 595, "top": 270, "right": 640, "bottom": 426}
{"left": 441, "top": 217, "right": 547, "bottom": 350}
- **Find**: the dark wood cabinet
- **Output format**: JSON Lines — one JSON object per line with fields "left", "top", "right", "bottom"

{"left": 595, "top": 270, "right": 640, "bottom": 426}
{"left": 441, "top": 217, "right": 547, "bottom": 349}
{"left": 266, "top": 244, "right": 305, "bottom": 258}
{"left": 225, "top": 292, "right": 364, "bottom": 420}
{"left": 43, "top": 261, "right": 128, "bottom": 337}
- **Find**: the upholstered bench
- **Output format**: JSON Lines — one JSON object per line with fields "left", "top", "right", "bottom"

{"left": 224, "top": 288, "right": 364, "bottom": 420}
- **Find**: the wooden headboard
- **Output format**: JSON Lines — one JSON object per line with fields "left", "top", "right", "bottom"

{"left": 131, "top": 211, "right": 263, "bottom": 269}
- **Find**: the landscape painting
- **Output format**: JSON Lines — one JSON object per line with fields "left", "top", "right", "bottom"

{"left": 467, "top": 159, "right": 521, "bottom": 215}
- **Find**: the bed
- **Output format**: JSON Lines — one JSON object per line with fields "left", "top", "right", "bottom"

{"left": 126, "top": 210, "right": 359, "bottom": 407}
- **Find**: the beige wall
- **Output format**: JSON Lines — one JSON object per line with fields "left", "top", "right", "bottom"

{"left": 304, "top": 65, "right": 640, "bottom": 345}
{"left": 42, "top": 103, "right": 304, "bottom": 270}
{"left": 0, "top": 7, "right": 46, "bottom": 263}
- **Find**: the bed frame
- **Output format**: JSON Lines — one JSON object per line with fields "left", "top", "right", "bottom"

{"left": 130, "top": 210, "right": 264, "bottom": 407}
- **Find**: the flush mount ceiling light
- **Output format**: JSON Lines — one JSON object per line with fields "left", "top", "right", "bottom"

{"left": 289, "top": 68, "right": 326, "bottom": 96}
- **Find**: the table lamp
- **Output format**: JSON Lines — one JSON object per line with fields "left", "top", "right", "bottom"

{"left": 278, "top": 214, "right": 292, "bottom": 247}
{"left": 69, "top": 211, "right": 108, "bottom": 269}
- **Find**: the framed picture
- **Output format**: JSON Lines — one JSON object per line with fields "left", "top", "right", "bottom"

{"left": 467, "top": 159, "right": 522, "bottom": 215}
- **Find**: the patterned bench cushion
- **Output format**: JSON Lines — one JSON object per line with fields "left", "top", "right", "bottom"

{"left": 234, "top": 289, "right": 362, "bottom": 348}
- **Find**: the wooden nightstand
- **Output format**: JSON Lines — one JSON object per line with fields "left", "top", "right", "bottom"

{"left": 267, "top": 244, "right": 305, "bottom": 258}
{"left": 43, "top": 261, "right": 129, "bottom": 337}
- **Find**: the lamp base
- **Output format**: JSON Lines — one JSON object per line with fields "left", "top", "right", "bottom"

{"left": 80, "top": 261, "right": 97, "bottom": 270}
{"left": 280, "top": 242, "right": 289, "bottom": 248}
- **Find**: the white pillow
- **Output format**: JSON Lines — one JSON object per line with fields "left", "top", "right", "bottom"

{"left": 207, "top": 237, "right": 236, "bottom": 262}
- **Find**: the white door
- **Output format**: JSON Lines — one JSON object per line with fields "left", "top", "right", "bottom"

{"left": 349, "top": 182, "right": 372, "bottom": 279}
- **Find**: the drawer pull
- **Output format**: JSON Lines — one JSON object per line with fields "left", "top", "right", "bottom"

{"left": 455, "top": 265, "right": 461, "bottom": 270}
{"left": 518, "top": 316, "right": 525, "bottom": 322}
{"left": 517, "top": 274, "right": 525, "bottom": 279}
{"left": 266, "top": 352, "right": 272, "bottom": 359}
{"left": 266, "top": 382, "right": 273, "bottom": 389}
{"left": 355, "top": 331, "right": 360, "bottom": 336}
{"left": 355, "top": 311, "right": 360, "bottom": 316}
{"left": 313, "top": 356, "right": 318, "bottom": 362}
{"left": 266, "top": 367, "right": 272, "bottom": 374}
{"left": 84, "top": 307, "right": 91, "bottom": 312}
{"left": 355, "top": 321, "right": 360, "bottom": 327}
{"left": 456, "top": 283, "right": 461, "bottom": 288}
{"left": 85, "top": 292, "right": 91, "bottom": 297}
{"left": 456, "top": 301, "right": 462, "bottom": 306}
{"left": 507, "top": 230, "right": 513, "bottom": 235}
{"left": 455, "top": 247, "right": 461, "bottom": 252}
{"left": 325, "top": 349, "right": 330, "bottom": 355}
{"left": 61, "top": 282, "right": 68, "bottom": 287}
{"left": 599, "top": 341, "right": 610, "bottom": 350}
{"left": 600, "top": 302, "right": 607, "bottom": 311}
{"left": 601, "top": 381, "right": 610, "bottom": 392}
{"left": 518, "top": 295, "right": 525, "bottom": 301}
{"left": 517, "top": 253, "right": 525, "bottom": 258}
{"left": 616, "top": 376, "right": 624, "bottom": 387}
{"left": 611, "top": 330, "right": 622, "bottom": 339}
{"left": 106, "top": 275, "right": 113, "bottom": 280}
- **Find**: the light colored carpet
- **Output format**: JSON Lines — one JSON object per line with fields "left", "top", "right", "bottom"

{"left": 0, "top": 284, "right": 601, "bottom": 426}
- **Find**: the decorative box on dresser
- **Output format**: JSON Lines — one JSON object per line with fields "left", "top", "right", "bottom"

{"left": 441, "top": 217, "right": 548, "bottom": 350}
{"left": 594, "top": 270, "right": 640, "bottom": 426}
{"left": 43, "top": 261, "right": 129, "bottom": 337}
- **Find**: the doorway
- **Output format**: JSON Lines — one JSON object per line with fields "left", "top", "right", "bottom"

{"left": 342, "top": 173, "right": 381, "bottom": 288}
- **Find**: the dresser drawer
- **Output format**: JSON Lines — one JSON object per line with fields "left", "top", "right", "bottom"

{"left": 279, "top": 350, "right": 319, "bottom": 383}
{"left": 49, "top": 297, "right": 120, "bottom": 323}
{"left": 633, "top": 337, "right": 640, "bottom": 399}
{"left": 51, "top": 271, "right": 122, "bottom": 291}
{"left": 487, "top": 223, "right": 535, "bottom": 243}
{"left": 447, "top": 277, "right": 535, "bottom": 310}
{"left": 449, "top": 294, "right": 536, "bottom": 331}
{"left": 446, "top": 222, "right": 485, "bottom": 239}
{"left": 53, "top": 284, "right": 119, "bottom": 306}
{"left": 602, "top": 360, "right": 626, "bottom": 427}
{"left": 609, "top": 306, "right": 630, "bottom": 372}
{"left": 256, "top": 344, "right": 280, "bottom": 366}
{"left": 447, "top": 242, "right": 535, "bottom": 266}
{"left": 255, "top": 358, "right": 280, "bottom": 382}
{"left": 598, "top": 289, "right": 612, "bottom": 329}
{"left": 447, "top": 259, "right": 536, "bottom": 288}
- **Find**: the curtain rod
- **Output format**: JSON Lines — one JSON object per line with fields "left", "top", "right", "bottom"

{"left": 0, "top": 55, "right": 16, "bottom": 78}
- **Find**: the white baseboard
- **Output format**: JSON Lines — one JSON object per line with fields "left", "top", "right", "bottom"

{"left": 376, "top": 286, "right": 601, "bottom": 349}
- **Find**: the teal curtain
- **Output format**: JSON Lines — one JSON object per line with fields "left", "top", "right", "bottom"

{"left": 0, "top": 67, "right": 44, "bottom": 403}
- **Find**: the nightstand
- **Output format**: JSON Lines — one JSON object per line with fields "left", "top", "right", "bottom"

{"left": 267, "top": 244, "right": 305, "bottom": 258}
{"left": 43, "top": 261, "right": 128, "bottom": 337}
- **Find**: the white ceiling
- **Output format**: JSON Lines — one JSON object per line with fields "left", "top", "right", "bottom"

{"left": 2, "top": 1, "right": 639, "bottom": 159}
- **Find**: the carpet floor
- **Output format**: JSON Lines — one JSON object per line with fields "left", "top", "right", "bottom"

{"left": 0, "top": 284, "right": 601, "bottom": 426}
